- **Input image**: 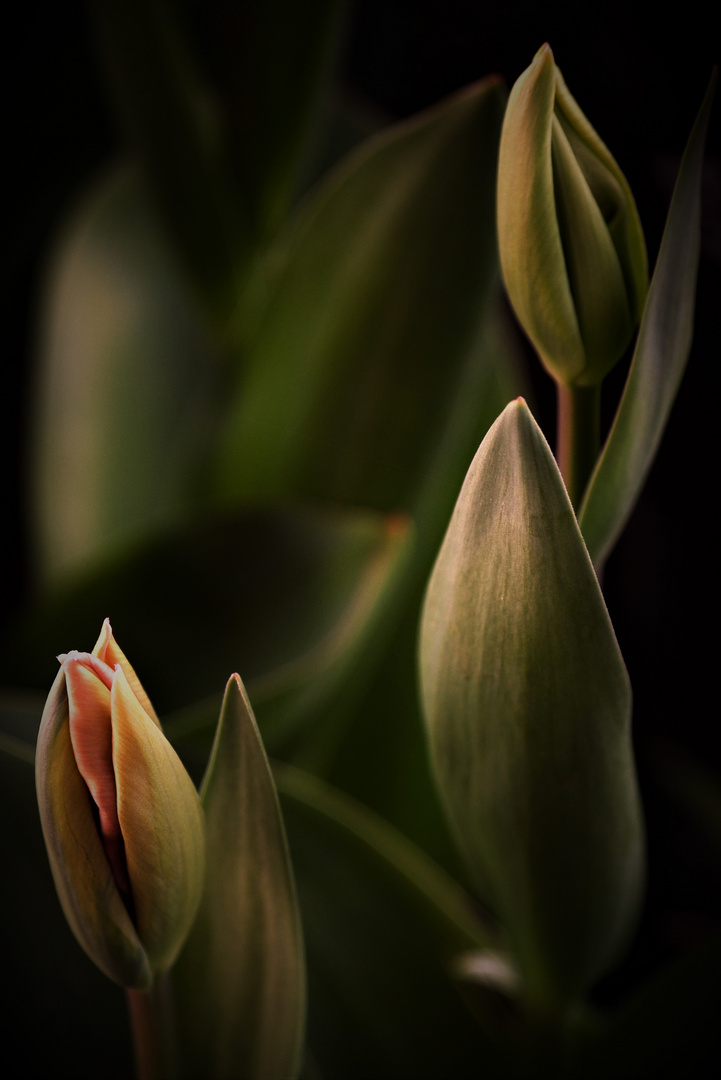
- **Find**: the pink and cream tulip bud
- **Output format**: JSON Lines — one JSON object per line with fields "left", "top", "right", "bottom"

{"left": 36, "top": 620, "right": 205, "bottom": 990}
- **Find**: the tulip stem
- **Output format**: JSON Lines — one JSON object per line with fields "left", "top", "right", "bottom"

{"left": 127, "top": 989, "right": 158, "bottom": 1080}
{"left": 127, "top": 977, "right": 179, "bottom": 1080}
{"left": 556, "top": 383, "right": 601, "bottom": 511}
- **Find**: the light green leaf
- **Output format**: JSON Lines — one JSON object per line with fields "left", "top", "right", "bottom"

{"left": 578, "top": 74, "right": 716, "bottom": 569}
{"left": 31, "top": 164, "right": 220, "bottom": 587}
{"left": 173, "top": 675, "right": 305, "bottom": 1080}
{"left": 420, "top": 399, "right": 644, "bottom": 1008}
{"left": 214, "top": 76, "right": 507, "bottom": 511}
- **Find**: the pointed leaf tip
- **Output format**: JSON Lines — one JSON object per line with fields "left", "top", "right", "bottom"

{"left": 420, "top": 399, "right": 644, "bottom": 1005}
{"left": 174, "top": 673, "right": 305, "bottom": 1079}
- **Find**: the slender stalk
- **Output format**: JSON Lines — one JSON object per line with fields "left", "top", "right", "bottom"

{"left": 127, "top": 989, "right": 158, "bottom": 1080}
{"left": 556, "top": 383, "right": 601, "bottom": 511}
{"left": 127, "top": 976, "right": 179, "bottom": 1080}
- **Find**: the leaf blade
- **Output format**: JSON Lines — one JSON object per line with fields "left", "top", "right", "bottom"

{"left": 578, "top": 73, "right": 716, "bottom": 568}
{"left": 173, "top": 675, "right": 305, "bottom": 1080}
{"left": 214, "top": 76, "right": 507, "bottom": 512}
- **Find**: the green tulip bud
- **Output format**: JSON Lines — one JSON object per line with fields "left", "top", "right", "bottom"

{"left": 497, "top": 44, "right": 648, "bottom": 387}
{"left": 36, "top": 619, "right": 205, "bottom": 990}
{"left": 420, "top": 400, "right": 644, "bottom": 1006}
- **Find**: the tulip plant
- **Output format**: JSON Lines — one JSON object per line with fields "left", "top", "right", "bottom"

{"left": 0, "top": 5, "right": 718, "bottom": 1079}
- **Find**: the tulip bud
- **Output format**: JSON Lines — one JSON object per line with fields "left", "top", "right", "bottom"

{"left": 497, "top": 44, "right": 648, "bottom": 387}
{"left": 36, "top": 619, "right": 205, "bottom": 990}
{"left": 420, "top": 400, "right": 644, "bottom": 1006}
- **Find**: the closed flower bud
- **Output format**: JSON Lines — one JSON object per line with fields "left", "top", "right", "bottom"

{"left": 420, "top": 401, "right": 644, "bottom": 1005}
{"left": 36, "top": 619, "right": 205, "bottom": 990}
{"left": 497, "top": 44, "right": 648, "bottom": 387}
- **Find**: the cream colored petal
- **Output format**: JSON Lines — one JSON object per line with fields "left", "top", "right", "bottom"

{"left": 92, "top": 617, "right": 161, "bottom": 727}
{"left": 36, "top": 664, "right": 150, "bottom": 988}
{"left": 111, "top": 665, "right": 205, "bottom": 973}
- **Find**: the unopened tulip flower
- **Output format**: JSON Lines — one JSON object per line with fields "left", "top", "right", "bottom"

{"left": 497, "top": 44, "right": 648, "bottom": 387}
{"left": 36, "top": 619, "right": 205, "bottom": 990}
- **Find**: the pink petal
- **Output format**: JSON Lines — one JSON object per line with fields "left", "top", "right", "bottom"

{"left": 64, "top": 653, "right": 130, "bottom": 898}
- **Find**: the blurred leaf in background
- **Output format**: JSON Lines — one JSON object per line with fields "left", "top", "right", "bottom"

{"left": 1, "top": 1, "right": 719, "bottom": 1077}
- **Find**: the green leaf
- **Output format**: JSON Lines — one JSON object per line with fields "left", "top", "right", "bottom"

{"left": 273, "top": 761, "right": 493, "bottom": 955}
{"left": 173, "top": 675, "right": 305, "bottom": 1080}
{"left": 214, "top": 76, "right": 507, "bottom": 512}
{"left": 578, "top": 73, "right": 716, "bottom": 569}
{"left": 4, "top": 505, "right": 409, "bottom": 757}
{"left": 218, "top": 0, "right": 349, "bottom": 239}
{"left": 276, "top": 765, "right": 511, "bottom": 1078}
{"left": 31, "top": 164, "right": 220, "bottom": 587}
{"left": 419, "top": 399, "right": 644, "bottom": 1008}
{"left": 86, "top": 0, "right": 249, "bottom": 324}
{"left": 302, "top": 293, "right": 528, "bottom": 852}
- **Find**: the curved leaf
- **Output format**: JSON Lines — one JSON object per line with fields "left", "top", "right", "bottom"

{"left": 31, "top": 164, "right": 220, "bottom": 586}
{"left": 578, "top": 73, "right": 716, "bottom": 568}
{"left": 173, "top": 675, "right": 305, "bottom": 1080}
{"left": 214, "top": 76, "right": 507, "bottom": 512}
{"left": 3, "top": 505, "right": 409, "bottom": 755}
{"left": 273, "top": 761, "right": 493, "bottom": 955}
{"left": 276, "top": 764, "right": 509, "bottom": 1078}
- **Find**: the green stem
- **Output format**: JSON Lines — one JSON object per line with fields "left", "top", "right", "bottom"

{"left": 556, "top": 383, "right": 601, "bottom": 511}
{"left": 126, "top": 976, "right": 179, "bottom": 1080}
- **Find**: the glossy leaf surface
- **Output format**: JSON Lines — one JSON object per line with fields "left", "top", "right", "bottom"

{"left": 420, "top": 399, "right": 644, "bottom": 1006}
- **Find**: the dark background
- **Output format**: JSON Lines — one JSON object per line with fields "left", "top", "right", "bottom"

{"left": 3, "top": 0, "right": 719, "bottom": 991}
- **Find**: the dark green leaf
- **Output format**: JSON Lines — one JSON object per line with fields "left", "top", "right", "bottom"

{"left": 274, "top": 761, "right": 493, "bottom": 955}
{"left": 218, "top": 0, "right": 349, "bottom": 238}
{"left": 86, "top": 0, "right": 249, "bottom": 324}
{"left": 4, "top": 505, "right": 409, "bottom": 755}
{"left": 214, "top": 76, "right": 507, "bottom": 513}
{"left": 277, "top": 764, "right": 513, "bottom": 1079}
